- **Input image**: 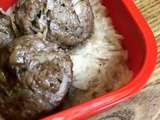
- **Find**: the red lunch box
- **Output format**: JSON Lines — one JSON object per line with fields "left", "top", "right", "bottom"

{"left": 0, "top": 0, "right": 157, "bottom": 120}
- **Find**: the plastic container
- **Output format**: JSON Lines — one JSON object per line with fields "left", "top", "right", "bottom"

{"left": 0, "top": 0, "right": 157, "bottom": 120}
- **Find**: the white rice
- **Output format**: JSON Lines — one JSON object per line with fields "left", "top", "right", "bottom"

{"left": 64, "top": 0, "right": 132, "bottom": 106}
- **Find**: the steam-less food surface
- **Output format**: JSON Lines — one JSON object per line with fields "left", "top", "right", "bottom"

{"left": 0, "top": 0, "right": 131, "bottom": 120}
{"left": 0, "top": 13, "right": 14, "bottom": 48}
{"left": 0, "top": 34, "right": 73, "bottom": 120}
{"left": 63, "top": 0, "right": 132, "bottom": 107}
{"left": 15, "top": 0, "right": 93, "bottom": 46}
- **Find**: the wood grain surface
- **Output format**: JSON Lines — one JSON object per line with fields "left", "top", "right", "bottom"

{"left": 90, "top": 0, "right": 160, "bottom": 120}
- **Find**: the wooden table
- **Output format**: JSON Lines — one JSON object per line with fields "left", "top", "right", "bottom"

{"left": 90, "top": 0, "right": 160, "bottom": 120}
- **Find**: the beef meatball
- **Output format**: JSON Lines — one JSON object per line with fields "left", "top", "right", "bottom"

{"left": 15, "top": 0, "right": 94, "bottom": 46}
{"left": 47, "top": 0, "right": 94, "bottom": 46}
{"left": 15, "top": 0, "right": 48, "bottom": 35}
{"left": 0, "top": 34, "right": 73, "bottom": 120}
{"left": 0, "top": 13, "right": 14, "bottom": 48}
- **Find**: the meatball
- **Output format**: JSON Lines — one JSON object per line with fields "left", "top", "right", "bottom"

{"left": 0, "top": 13, "right": 14, "bottom": 48}
{"left": 15, "top": 0, "right": 48, "bottom": 35}
{"left": 15, "top": 0, "right": 94, "bottom": 46}
{"left": 47, "top": 0, "right": 94, "bottom": 46}
{"left": 0, "top": 34, "right": 73, "bottom": 120}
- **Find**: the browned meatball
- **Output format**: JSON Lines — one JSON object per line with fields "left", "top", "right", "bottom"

{"left": 0, "top": 34, "right": 73, "bottom": 120}
{"left": 15, "top": 0, "right": 94, "bottom": 46}
{"left": 47, "top": 0, "right": 94, "bottom": 46}
{"left": 15, "top": 0, "right": 48, "bottom": 35}
{"left": 0, "top": 13, "right": 15, "bottom": 47}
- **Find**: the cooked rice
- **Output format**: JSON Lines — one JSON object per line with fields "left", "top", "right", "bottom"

{"left": 64, "top": 0, "right": 132, "bottom": 106}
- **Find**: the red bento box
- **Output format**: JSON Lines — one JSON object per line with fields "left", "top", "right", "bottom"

{"left": 0, "top": 0, "right": 157, "bottom": 120}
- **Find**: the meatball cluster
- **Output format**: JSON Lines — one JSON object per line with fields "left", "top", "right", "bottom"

{"left": 0, "top": 0, "right": 93, "bottom": 119}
